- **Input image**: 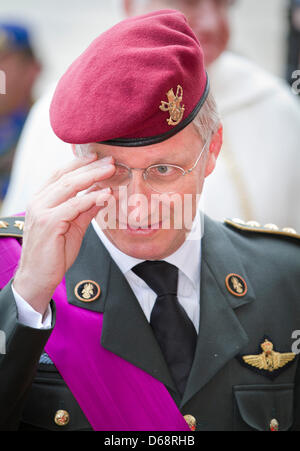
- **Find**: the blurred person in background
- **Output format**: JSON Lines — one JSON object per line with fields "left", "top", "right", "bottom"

{"left": 2, "top": 0, "right": 300, "bottom": 231}
{"left": 0, "top": 23, "right": 41, "bottom": 206}
{"left": 287, "top": 0, "right": 300, "bottom": 94}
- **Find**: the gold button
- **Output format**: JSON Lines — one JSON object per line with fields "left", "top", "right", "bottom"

{"left": 282, "top": 227, "right": 297, "bottom": 235}
{"left": 270, "top": 418, "right": 279, "bottom": 431}
{"left": 183, "top": 414, "right": 196, "bottom": 431}
{"left": 54, "top": 410, "right": 70, "bottom": 426}
{"left": 246, "top": 221, "right": 261, "bottom": 227}
{"left": 264, "top": 223, "right": 279, "bottom": 231}
{"left": 232, "top": 218, "right": 245, "bottom": 225}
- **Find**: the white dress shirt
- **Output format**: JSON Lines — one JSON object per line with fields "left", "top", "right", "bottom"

{"left": 13, "top": 214, "right": 202, "bottom": 332}
{"left": 92, "top": 219, "right": 201, "bottom": 332}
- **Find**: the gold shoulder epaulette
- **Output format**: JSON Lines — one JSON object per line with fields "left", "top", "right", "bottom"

{"left": 225, "top": 218, "right": 300, "bottom": 240}
{"left": 0, "top": 216, "right": 25, "bottom": 238}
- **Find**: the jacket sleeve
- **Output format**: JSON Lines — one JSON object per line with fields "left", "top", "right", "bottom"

{"left": 0, "top": 280, "right": 55, "bottom": 431}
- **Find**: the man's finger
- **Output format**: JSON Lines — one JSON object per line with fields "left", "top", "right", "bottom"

{"left": 48, "top": 188, "right": 112, "bottom": 227}
{"left": 38, "top": 153, "right": 98, "bottom": 191}
{"left": 44, "top": 164, "right": 115, "bottom": 208}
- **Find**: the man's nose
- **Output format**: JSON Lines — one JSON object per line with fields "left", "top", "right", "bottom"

{"left": 120, "top": 170, "right": 152, "bottom": 223}
{"left": 126, "top": 169, "right": 151, "bottom": 196}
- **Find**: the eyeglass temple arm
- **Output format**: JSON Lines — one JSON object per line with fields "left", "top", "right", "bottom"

{"left": 186, "top": 138, "right": 210, "bottom": 174}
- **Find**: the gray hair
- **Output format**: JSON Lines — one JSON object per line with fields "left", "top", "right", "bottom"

{"left": 192, "top": 90, "right": 221, "bottom": 144}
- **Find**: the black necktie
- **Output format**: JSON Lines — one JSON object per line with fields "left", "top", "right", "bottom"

{"left": 132, "top": 260, "right": 197, "bottom": 396}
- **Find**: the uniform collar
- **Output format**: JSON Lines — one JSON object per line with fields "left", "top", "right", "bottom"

{"left": 64, "top": 214, "right": 256, "bottom": 401}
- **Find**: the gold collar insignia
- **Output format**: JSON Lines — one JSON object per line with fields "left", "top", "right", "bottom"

{"left": 74, "top": 280, "right": 101, "bottom": 303}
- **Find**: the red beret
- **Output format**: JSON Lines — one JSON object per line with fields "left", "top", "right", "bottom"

{"left": 50, "top": 9, "right": 209, "bottom": 147}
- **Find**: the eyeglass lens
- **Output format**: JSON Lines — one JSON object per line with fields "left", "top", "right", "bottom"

{"left": 96, "top": 163, "right": 186, "bottom": 193}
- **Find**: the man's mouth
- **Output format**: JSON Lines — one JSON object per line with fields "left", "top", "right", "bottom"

{"left": 119, "top": 221, "right": 164, "bottom": 234}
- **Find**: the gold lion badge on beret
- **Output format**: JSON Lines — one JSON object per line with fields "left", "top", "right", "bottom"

{"left": 160, "top": 85, "right": 185, "bottom": 126}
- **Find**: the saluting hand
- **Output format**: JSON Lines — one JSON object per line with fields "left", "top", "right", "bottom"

{"left": 13, "top": 153, "right": 115, "bottom": 316}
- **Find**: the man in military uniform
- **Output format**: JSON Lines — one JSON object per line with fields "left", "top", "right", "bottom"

{"left": 0, "top": 10, "right": 300, "bottom": 431}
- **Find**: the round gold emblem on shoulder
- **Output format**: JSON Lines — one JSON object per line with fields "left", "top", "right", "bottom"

{"left": 225, "top": 274, "right": 248, "bottom": 297}
{"left": 54, "top": 410, "right": 70, "bottom": 426}
{"left": 183, "top": 414, "right": 196, "bottom": 431}
{"left": 74, "top": 280, "right": 101, "bottom": 302}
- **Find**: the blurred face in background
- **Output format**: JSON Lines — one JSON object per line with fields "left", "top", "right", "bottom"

{"left": 124, "top": 0, "right": 234, "bottom": 65}
{"left": 0, "top": 50, "right": 41, "bottom": 116}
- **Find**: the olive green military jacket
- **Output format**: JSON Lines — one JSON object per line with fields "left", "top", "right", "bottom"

{"left": 0, "top": 215, "right": 300, "bottom": 431}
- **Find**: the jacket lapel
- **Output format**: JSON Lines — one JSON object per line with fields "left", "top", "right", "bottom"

{"left": 100, "top": 258, "right": 177, "bottom": 393}
{"left": 66, "top": 217, "right": 257, "bottom": 406}
{"left": 181, "top": 216, "right": 256, "bottom": 407}
{"left": 65, "top": 224, "right": 110, "bottom": 314}
{"left": 65, "top": 224, "right": 177, "bottom": 393}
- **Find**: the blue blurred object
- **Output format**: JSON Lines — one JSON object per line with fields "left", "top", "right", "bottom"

{"left": 0, "top": 108, "right": 28, "bottom": 157}
{"left": 0, "top": 23, "right": 37, "bottom": 201}
{"left": 0, "top": 23, "right": 32, "bottom": 54}
{"left": 0, "top": 175, "right": 9, "bottom": 199}
{"left": 0, "top": 108, "right": 28, "bottom": 199}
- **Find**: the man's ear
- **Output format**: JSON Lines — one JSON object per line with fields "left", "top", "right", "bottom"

{"left": 123, "top": 0, "right": 134, "bottom": 16}
{"left": 204, "top": 125, "right": 223, "bottom": 177}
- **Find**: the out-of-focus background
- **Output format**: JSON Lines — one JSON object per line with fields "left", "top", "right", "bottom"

{"left": 0, "top": 0, "right": 300, "bottom": 228}
{"left": 0, "top": 0, "right": 296, "bottom": 95}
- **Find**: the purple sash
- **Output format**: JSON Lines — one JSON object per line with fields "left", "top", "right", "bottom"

{"left": 0, "top": 236, "right": 190, "bottom": 431}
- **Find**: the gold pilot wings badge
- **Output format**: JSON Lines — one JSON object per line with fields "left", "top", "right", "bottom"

{"left": 241, "top": 339, "right": 296, "bottom": 378}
